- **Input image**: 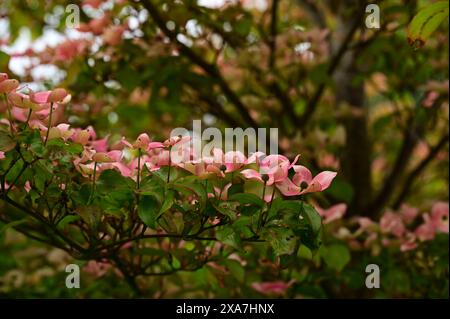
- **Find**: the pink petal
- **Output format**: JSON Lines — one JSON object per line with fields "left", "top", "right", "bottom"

{"left": 111, "top": 162, "right": 132, "bottom": 177}
{"left": 0, "top": 73, "right": 8, "bottom": 82}
{"left": 311, "top": 171, "right": 337, "bottom": 190}
{"left": 292, "top": 165, "right": 313, "bottom": 185}
{"left": 0, "top": 79, "right": 19, "bottom": 93}
{"left": 107, "top": 150, "right": 122, "bottom": 162}
{"left": 133, "top": 133, "right": 150, "bottom": 149}
{"left": 212, "top": 148, "right": 224, "bottom": 164}
{"left": 288, "top": 154, "right": 301, "bottom": 169}
{"left": 92, "top": 137, "right": 109, "bottom": 152}
{"left": 147, "top": 142, "right": 164, "bottom": 150}
{"left": 240, "top": 169, "right": 263, "bottom": 182}
{"left": 224, "top": 151, "right": 247, "bottom": 172}
{"left": 299, "top": 181, "right": 322, "bottom": 195}
{"left": 12, "top": 107, "right": 28, "bottom": 122}
{"left": 431, "top": 202, "right": 449, "bottom": 234}
{"left": 30, "top": 91, "right": 51, "bottom": 104}
{"left": 246, "top": 151, "right": 266, "bottom": 164}
{"left": 317, "top": 203, "right": 347, "bottom": 224}
{"left": 275, "top": 178, "right": 300, "bottom": 196}
{"left": 251, "top": 280, "right": 295, "bottom": 296}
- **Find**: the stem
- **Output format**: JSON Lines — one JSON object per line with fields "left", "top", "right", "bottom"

{"left": 261, "top": 179, "right": 267, "bottom": 201}
{"left": 167, "top": 146, "right": 172, "bottom": 183}
{"left": 268, "top": 186, "right": 276, "bottom": 208}
{"left": 258, "top": 180, "right": 268, "bottom": 231}
{"left": 44, "top": 103, "right": 54, "bottom": 146}
{"left": 89, "top": 162, "right": 97, "bottom": 204}
{"left": 112, "top": 256, "right": 142, "bottom": 297}
{"left": 137, "top": 148, "right": 142, "bottom": 189}
{"left": 25, "top": 108, "right": 32, "bottom": 126}
{"left": 262, "top": 187, "right": 276, "bottom": 226}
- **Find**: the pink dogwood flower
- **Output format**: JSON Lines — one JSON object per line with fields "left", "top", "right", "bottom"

{"left": 241, "top": 154, "right": 301, "bottom": 197}
{"left": 91, "top": 136, "right": 110, "bottom": 152}
{"left": 82, "top": 0, "right": 104, "bottom": 9}
{"left": 208, "top": 183, "right": 232, "bottom": 201}
{"left": 400, "top": 232, "right": 418, "bottom": 252}
{"left": 125, "top": 133, "right": 165, "bottom": 151}
{"left": 430, "top": 201, "right": 449, "bottom": 234}
{"left": 30, "top": 88, "right": 70, "bottom": 104}
{"left": 163, "top": 135, "right": 191, "bottom": 148}
{"left": 380, "top": 211, "right": 406, "bottom": 238}
{"left": 8, "top": 91, "right": 47, "bottom": 111}
{"left": 71, "top": 127, "right": 96, "bottom": 145}
{"left": 415, "top": 213, "right": 436, "bottom": 241}
{"left": 251, "top": 280, "right": 296, "bottom": 296}
{"left": 217, "top": 149, "right": 247, "bottom": 172}
{"left": 92, "top": 150, "right": 122, "bottom": 163}
{"left": 316, "top": 203, "right": 347, "bottom": 224}
{"left": 399, "top": 204, "right": 419, "bottom": 224}
{"left": 103, "top": 25, "right": 126, "bottom": 46}
{"left": 179, "top": 159, "right": 217, "bottom": 177}
{"left": 292, "top": 165, "right": 337, "bottom": 195}
{"left": 0, "top": 79, "right": 19, "bottom": 93}
{"left": 39, "top": 123, "right": 74, "bottom": 141}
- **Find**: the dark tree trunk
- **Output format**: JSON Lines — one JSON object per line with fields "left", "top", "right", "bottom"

{"left": 334, "top": 6, "right": 372, "bottom": 216}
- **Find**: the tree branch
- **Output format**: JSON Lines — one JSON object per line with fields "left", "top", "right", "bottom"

{"left": 141, "top": 0, "right": 258, "bottom": 128}
{"left": 297, "top": 0, "right": 326, "bottom": 28}
{"left": 299, "top": 6, "right": 364, "bottom": 129}
{"left": 370, "top": 123, "right": 419, "bottom": 215}
{"left": 268, "top": 0, "right": 279, "bottom": 69}
{"left": 393, "top": 133, "right": 449, "bottom": 209}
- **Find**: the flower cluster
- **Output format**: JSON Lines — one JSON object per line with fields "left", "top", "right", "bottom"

{"left": 1, "top": 74, "right": 337, "bottom": 202}
{"left": 325, "top": 202, "right": 449, "bottom": 253}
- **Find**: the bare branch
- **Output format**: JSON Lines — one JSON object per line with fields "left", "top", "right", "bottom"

{"left": 141, "top": 0, "right": 258, "bottom": 128}
{"left": 393, "top": 133, "right": 449, "bottom": 209}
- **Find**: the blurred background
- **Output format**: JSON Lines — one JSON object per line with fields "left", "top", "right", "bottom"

{"left": 0, "top": 0, "right": 448, "bottom": 298}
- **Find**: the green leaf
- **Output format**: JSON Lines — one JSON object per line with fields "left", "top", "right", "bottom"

{"left": 97, "top": 170, "right": 135, "bottom": 208}
{"left": 65, "top": 142, "right": 84, "bottom": 155}
{"left": 262, "top": 227, "right": 297, "bottom": 256}
{"left": 159, "top": 189, "right": 175, "bottom": 215}
{"left": 171, "top": 177, "right": 207, "bottom": 209}
{"left": 223, "top": 259, "right": 245, "bottom": 283}
{"left": 0, "top": 130, "right": 16, "bottom": 152}
{"left": 0, "top": 50, "right": 10, "bottom": 72}
{"left": 215, "top": 226, "right": 242, "bottom": 250}
{"left": 116, "top": 65, "right": 141, "bottom": 90}
{"left": 0, "top": 219, "right": 28, "bottom": 234}
{"left": 300, "top": 203, "right": 322, "bottom": 236}
{"left": 408, "top": 1, "right": 449, "bottom": 48}
{"left": 138, "top": 195, "right": 160, "bottom": 229}
{"left": 320, "top": 244, "right": 351, "bottom": 272}
{"left": 212, "top": 201, "right": 239, "bottom": 220}
{"left": 138, "top": 175, "right": 165, "bottom": 202}
{"left": 171, "top": 255, "right": 181, "bottom": 269}
{"left": 56, "top": 215, "right": 81, "bottom": 229}
{"left": 228, "top": 193, "right": 265, "bottom": 208}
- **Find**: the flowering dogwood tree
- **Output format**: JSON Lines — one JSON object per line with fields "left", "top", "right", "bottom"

{"left": 0, "top": 0, "right": 448, "bottom": 298}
